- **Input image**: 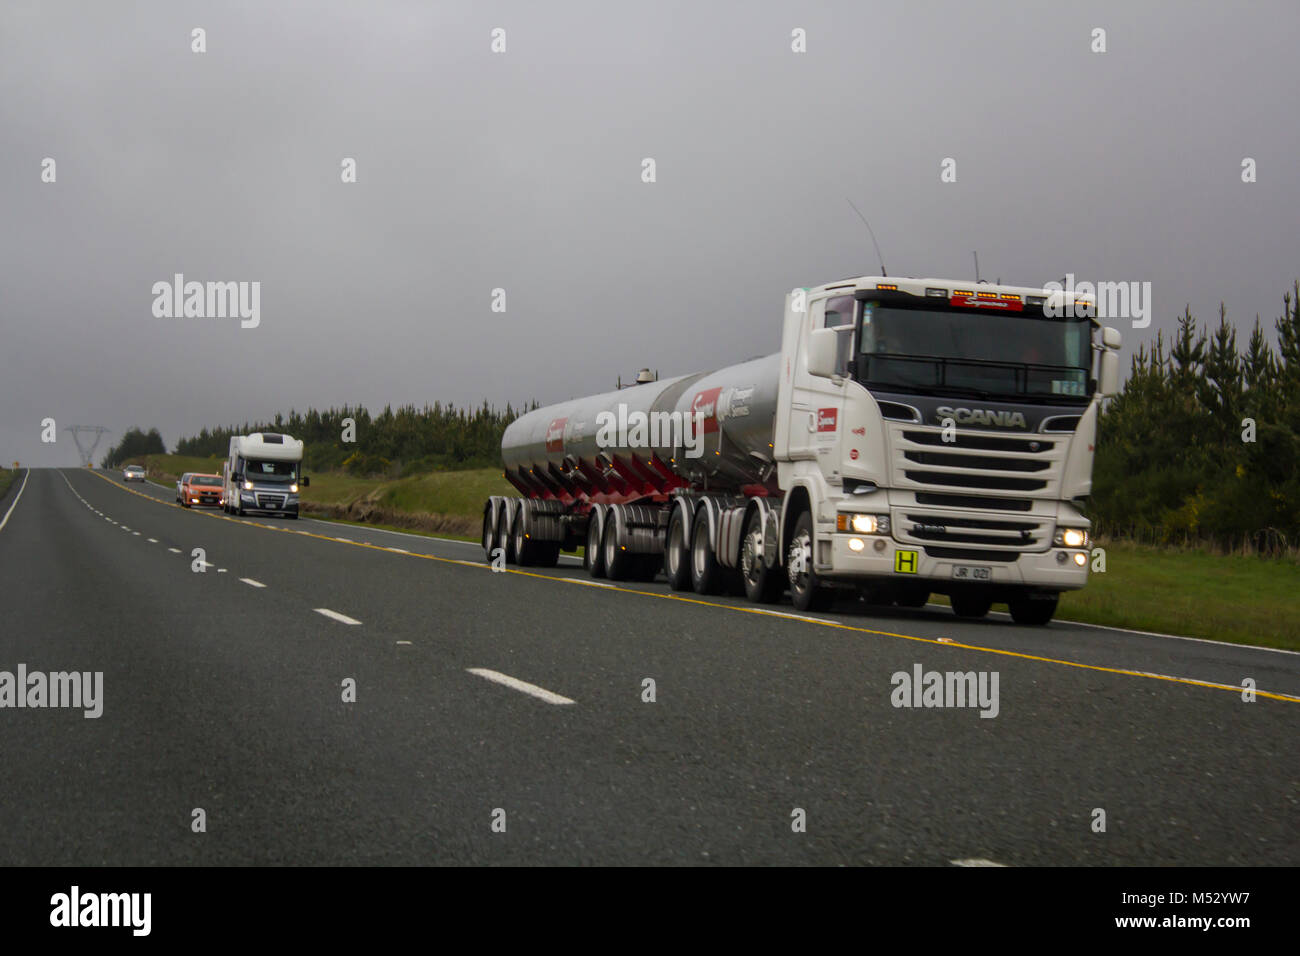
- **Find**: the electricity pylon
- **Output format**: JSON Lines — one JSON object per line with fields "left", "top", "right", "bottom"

{"left": 66, "top": 426, "right": 110, "bottom": 468}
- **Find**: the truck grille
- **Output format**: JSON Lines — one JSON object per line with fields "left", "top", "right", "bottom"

{"left": 898, "top": 512, "right": 1050, "bottom": 552}
{"left": 892, "top": 425, "right": 1063, "bottom": 501}
{"left": 256, "top": 493, "right": 286, "bottom": 510}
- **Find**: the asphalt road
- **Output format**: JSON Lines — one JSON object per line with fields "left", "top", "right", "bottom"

{"left": 0, "top": 467, "right": 1295, "bottom": 865}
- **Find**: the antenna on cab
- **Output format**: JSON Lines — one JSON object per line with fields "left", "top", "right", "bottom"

{"left": 847, "top": 198, "right": 888, "bottom": 277}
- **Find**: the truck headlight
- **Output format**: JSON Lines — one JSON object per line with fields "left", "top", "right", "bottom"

{"left": 1054, "top": 528, "right": 1088, "bottom": 548}
{"left": 837, "top": 513, "right": 889, "bottom": 534}
{"left": 290, "top": 483, "right": 298, "bottom": 493}
{"left": 243, "top": 480, "right": 254, "bottom": 490}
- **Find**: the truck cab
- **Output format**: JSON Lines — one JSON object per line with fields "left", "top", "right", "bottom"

{"left": 773, "top": 277, "right": 1121, "bottom": 622}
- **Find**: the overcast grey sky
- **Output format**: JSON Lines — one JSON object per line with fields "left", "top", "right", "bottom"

{"left": 3, "top": 0, "right": 1297, "bottom": 466}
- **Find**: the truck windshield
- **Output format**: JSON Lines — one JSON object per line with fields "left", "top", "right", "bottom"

{"left": 244, "top": 459, "right": 297, "bottom": 482}
{"left": 858, "top": 302, "right": 1093, "bottom": 401}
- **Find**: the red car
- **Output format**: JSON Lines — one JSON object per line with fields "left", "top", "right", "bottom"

{"left": 180, "top": 473, "right": 224, "bottom": 508}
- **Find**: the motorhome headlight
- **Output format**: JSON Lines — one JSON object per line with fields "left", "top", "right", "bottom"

{"left": 290, "top": 483, "right": 298, "bottom": 493}
{"left": 837, "top": 513, "right": 889, "bottom": 535}
{"left": 243, "top": 480, "right": 254, "bottom": 490}
{"left": 1054, "top": 528, "right": 1088, "bottom": 548}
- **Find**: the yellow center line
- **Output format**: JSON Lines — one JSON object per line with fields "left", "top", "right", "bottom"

{"left": 83, "top": 469, "right": 1300, "bottom": 705}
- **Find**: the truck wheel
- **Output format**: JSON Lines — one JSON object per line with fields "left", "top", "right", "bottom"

{"left": 895, "top": 584, "right": 930, "bottom": 608}
{"left": 503, "top": 502, "right": 519, "bottom": 564}
{"left": 481, "top": 502, "right": 497, "bottom": 560}
{"left": 585, "top": 515, "right": 606, "bottom": 578}
{"left": 787, "top": 511, "right": 833, "bottom": 612}
{"left": 690, "top": 512, "right": 723, "bottom": 594}
{"left": 512, "top": 504, "right": 535, "bottom": 566}
{"left": 1009, "top": 593, "right": 1058, "bottom": 626}
{"left": 602, "top": 517, "right": 633, "bottom": 581}
{"left": 741, "top": 510, "right": 783, "bottom": 604}
{"left": 950, "top": 591, "right": 992, "bottom": 619}
{"left": 664, "top": 508, "right": 691, "bottom": 591}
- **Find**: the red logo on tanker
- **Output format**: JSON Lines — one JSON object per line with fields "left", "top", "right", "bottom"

{"left": 691, "top": 387, "right": 723, "bottom": 434}
{"left": 545, "top": 417, "right": 567, "bottom": 453}
{"left": 851, "top": 426, "right": 865, "bottom": 436}
{"left": 850, "top": 448, "right": 859, "bottom": 460}
{"left": 817, "top": 408, "right": 838, "bottom": 432}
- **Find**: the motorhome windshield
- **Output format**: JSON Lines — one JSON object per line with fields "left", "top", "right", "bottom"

{"left": 243, "top": 459, "right": 297, "bottom": 482}
{"left": 857, "top": 301, "right": 1093, "bottom": 402}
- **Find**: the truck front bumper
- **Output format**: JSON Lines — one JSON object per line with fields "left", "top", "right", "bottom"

{"left": 823, "top": 533, "right": 1090, "bottom": 591}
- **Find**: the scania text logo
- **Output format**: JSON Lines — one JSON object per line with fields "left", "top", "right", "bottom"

{"left": 935, "top": 406, "right": 1027, "bottom": 429}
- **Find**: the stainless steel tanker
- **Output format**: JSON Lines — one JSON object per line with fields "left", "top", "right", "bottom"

{"left": 483, "top": 274, "right": 1124, "bottom": 625}
{"left": 500, "top": 353, "right": 781, "bottom": 499}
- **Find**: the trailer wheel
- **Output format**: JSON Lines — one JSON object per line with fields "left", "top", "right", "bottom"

{"left": 664, "top": 507, "right": 691, "bottom": 591}
{"left": 1009, "top": 593, "right": 1058, "bottom": 626}
{"left": 741, "top": 510, "right": 783, "bottom": 604}
{"left": 690, "top": 512, "right": 723, "bottom": 595}
{"left": 512, "top": 503, "right": 535, "bottom": 566}
{"left": 502, "top": 501, "right": 519, "bottom": 564}
{"left": 602, "top": 517, "right": 634, "bottom": 581}
{"left": 950, "top": 590, "right": 993, "bottom": 619}
{"left": 787, "top": 511, "right": 833, "bottom": 612}
{"left": 584, "top": 515, "right": 606, "bottom": 578}
{"left": 481, "top": 502, "right": 496, "bottom": 560}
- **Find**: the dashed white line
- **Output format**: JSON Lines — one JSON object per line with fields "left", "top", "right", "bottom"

{"left": 132, "top": 531, "right": 141, "bottom": 536}
{"left": 395, "top": 640, "right": 412, "bottom": 646}
{"left": 0, "top": 469, "right": 30, "bottom": 535}
{"left": 240, "top": 578, "right": 266, "bottom": 588}
{"left": 466, "top": 668, "right": 575, "bottom": 705}
{"left": 147, "top": 538, "right": 158, "bottom": 543}
{"left": 168, "top": 547, "right": 181, "bottom": 554}
{"left": 314, "top": 608, "right": 362, "bottom": 626}
{"left": 951, "top": 858, "right": 1007, "bottom": 867}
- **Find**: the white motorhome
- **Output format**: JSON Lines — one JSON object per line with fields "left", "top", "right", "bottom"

{"left": 223, "top": 433, "right": 308, "bottom": 518}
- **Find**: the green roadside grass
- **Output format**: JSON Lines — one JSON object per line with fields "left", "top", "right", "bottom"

{"left": 933, "top": 540, "right": 1298, "bottom": 651}
{"left": 0, "top": 467, "right": 17, "bottom": 500}
{"left": 120, "top": 455, "right": 1296, "bottom": 650}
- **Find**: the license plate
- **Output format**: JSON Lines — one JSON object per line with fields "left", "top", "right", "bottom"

{"left": 952, "top": 565, "right": 991, "bottom": 581}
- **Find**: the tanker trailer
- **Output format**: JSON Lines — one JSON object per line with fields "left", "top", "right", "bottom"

{"left": 485, "top": 274, "right": 1123, "bottom": 625}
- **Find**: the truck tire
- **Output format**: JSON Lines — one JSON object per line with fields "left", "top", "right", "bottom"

{"left": 664, "top": 507, "right": 691, "bottom": 591}
{"left": 690, "top": 512, "right": 723, "bottom": 594}
{"left": 741, "top": 509, "right": 783, "bottom": 604}
{"left": 787, "top": 511, "right": 833, "bottom": 612}
{"left": 895, "top": 584, "right": 930, "bottom": 608}
{"left": 950, "top": 590, "right": 992, "bottom": 619}
{"left": 503, "top": 501, "right": 520, "bottom": 564}
{"left": 481, "top": 503, "right": 497, "bottom": 560}
{"left": 512, "top": 503, "right": 535, "bottom": 566}
{"left": 602, "top": 517, "right": 634, "bottom": 581}
{"left": 1009, "top": 593, "right": 1058, "bottom": 626}
{"left": 585, "top": 515, "right": 606, "bottom": 578}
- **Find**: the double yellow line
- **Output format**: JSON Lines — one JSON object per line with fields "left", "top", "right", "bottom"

{"left": 86, "top": 469, "right": 1300, "bottom": 705}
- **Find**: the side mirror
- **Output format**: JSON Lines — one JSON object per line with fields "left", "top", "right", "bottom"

{"left": 807, "top": 327, "right": 838, "bottom": 379}
{"left": 1102, "top": 326, "right": 1122, "bottom": 350}
{"left": 1098, "top": 350, "right": 1120, "bottom": 397}
{"left": 300, "top": 476, "right": 310, "bottom": 487}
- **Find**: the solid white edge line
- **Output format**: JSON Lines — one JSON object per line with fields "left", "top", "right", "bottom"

{"left": 951, "top": 858, "right": 1007, "bottom": 867}
{"left": 466, "top": 668, "right": 575, "bottom": 705}
{"left": 0, "top": 469, "right": 31, "bottom": 535}
{"left": 314, "top": 607, "right": 362, "bottom": 625}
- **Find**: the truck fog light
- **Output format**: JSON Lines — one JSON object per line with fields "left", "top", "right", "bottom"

{"left": 874, "top": 538, "right": 887, "bottom": 552}
{"left": 1073, "top": 552, "right": 1087, "bottom": 566}
{"left": 848, "top": 537, "right": 865, "bottom": 552}
{"left": 1056, "top": 551, "right": 1068, "bottom": 564}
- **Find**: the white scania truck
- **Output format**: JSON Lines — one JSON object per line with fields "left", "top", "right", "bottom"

{"left": 483, "top": 275, "right": 1122, "bottom": 625}
{"left": 223, "top": 432, "right": 308, "bottom": 518}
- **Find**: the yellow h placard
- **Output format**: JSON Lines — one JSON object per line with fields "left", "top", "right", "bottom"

{"left": 894, "top": 550, "right": 918, "bottom": 574}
